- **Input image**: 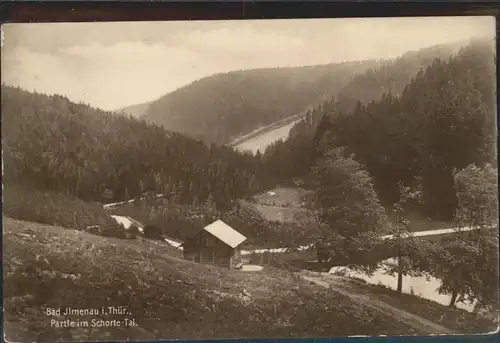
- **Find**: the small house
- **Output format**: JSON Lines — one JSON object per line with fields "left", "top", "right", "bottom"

{"left": 182, "top": 220, "right": 247, "bottom": 269}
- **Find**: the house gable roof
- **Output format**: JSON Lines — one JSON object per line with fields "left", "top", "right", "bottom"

{"left": 203, "top": 219, "right": 247, "bottom": 248}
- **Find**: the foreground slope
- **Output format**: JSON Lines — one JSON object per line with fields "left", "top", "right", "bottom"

{"left": 3, "top": 217, "right": 465, "bottom": 342}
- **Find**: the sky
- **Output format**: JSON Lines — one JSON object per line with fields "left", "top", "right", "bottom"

{"left": 1, "top": 16, "right": 495, "bottom": 111}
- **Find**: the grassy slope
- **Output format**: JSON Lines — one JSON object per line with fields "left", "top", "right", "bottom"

{"left": 244, "top": 187, "right": 314, "bottom": 223}
{"left": 5, "top": 217, "right": 451, "bottom": 342}
{"left": 248, "top": 187, "right": 453, "bottom": 233}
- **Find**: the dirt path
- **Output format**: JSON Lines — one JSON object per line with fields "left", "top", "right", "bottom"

{"left": 300, "top": 272, "right": 453, "bottom": 335}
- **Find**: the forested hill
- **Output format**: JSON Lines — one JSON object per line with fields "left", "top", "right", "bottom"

{"left": 261, "top": 39, "right": 481, "bottom": 187}
{"left": 132, "top": 42, "right": 464, "bottom": 146}
{"left": 116, "top": 101, "right": 151, "bottom": 118}
{"left": 1, "top": 86, "right": 270, "bottom": 209}
{"left": 294, "top": 41, "right": 465, "bottom": 138}
{"left": 332, "top": 41, "right": 465, "bottom": 114}
{"left": 303, "top": 40, "right": 495, "bottom": 221}
{"left": 142, "top": 60, "right": 382, "bottom": 145}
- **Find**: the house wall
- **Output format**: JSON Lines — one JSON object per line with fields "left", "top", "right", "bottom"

{"left": 183, "top": 230, "right": 235, "bottom": 268}
{"left": 232, "top": 247, "right": 242, "bottom": 265}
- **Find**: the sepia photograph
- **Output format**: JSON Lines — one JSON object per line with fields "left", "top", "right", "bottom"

{"left": 1, "top": 16, "right": 499, "bottom": 342}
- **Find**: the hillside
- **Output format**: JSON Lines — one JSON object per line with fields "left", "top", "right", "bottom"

{"left": 5, "top": 217, "right": 494, "bottom": 342}
{"left": 314, "top": 39, "right": 496, "bottom": 218}
{"left": 143, "top": 60, "right": 381, "bottom": 145}
{"left": 120, "top": 42, "right": 465, "bottom": 149}
{"left": 117, "top": 101, "right": 151, "bottom": 118}
{"left": 1, "top": 86, "right": 269, "bottom": 209}
{"left": 332, "top": 41, "right": 465, "bottom": 114}
{"left": 261, "top": 39, "right": 489, "bottom": 192}
{"left": 221, "top": 42, "right": 464, "bottom": 159}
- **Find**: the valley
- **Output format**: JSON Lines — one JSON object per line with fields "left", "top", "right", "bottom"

{"left": 125, "top": 60, "right": 382, "bottom": 145}
{"left": 107, "top": 186, "right": 484, "bottom": 317}
{"left": 2, "top": 27, "right": 498, "bottom": 343}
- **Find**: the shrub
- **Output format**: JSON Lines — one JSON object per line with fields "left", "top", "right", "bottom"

{"left": 101, "top": 223, "right": 126, "bottom": 239}
{"left": 127, "top": 225, "right": 141, "bottom": 239}
{"left": 143, "top": 224, "right": 163, "bottom": 240}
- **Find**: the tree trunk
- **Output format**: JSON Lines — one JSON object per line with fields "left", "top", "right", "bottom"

{"left": 397, "top": 271, "right": 403, "bottom": 295}
{"left": 397, "top": 250, "right": 403, "bottom": 295}
{"left": 449, "top": 291, "right": 458, "bottom": 307}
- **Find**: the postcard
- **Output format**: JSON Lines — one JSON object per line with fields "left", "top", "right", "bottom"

{"left": 1, "top": 16, "right": 498, "bottom": 342}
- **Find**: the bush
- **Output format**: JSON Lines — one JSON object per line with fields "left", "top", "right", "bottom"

{"left": 127, "top": 225, "right": 140, "bottom": 239}
{"left": 101, "top": 223, "right": 126, "bottom": 239}
{"left": 143, "top": 224, "right": 163, "bottom": 240}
